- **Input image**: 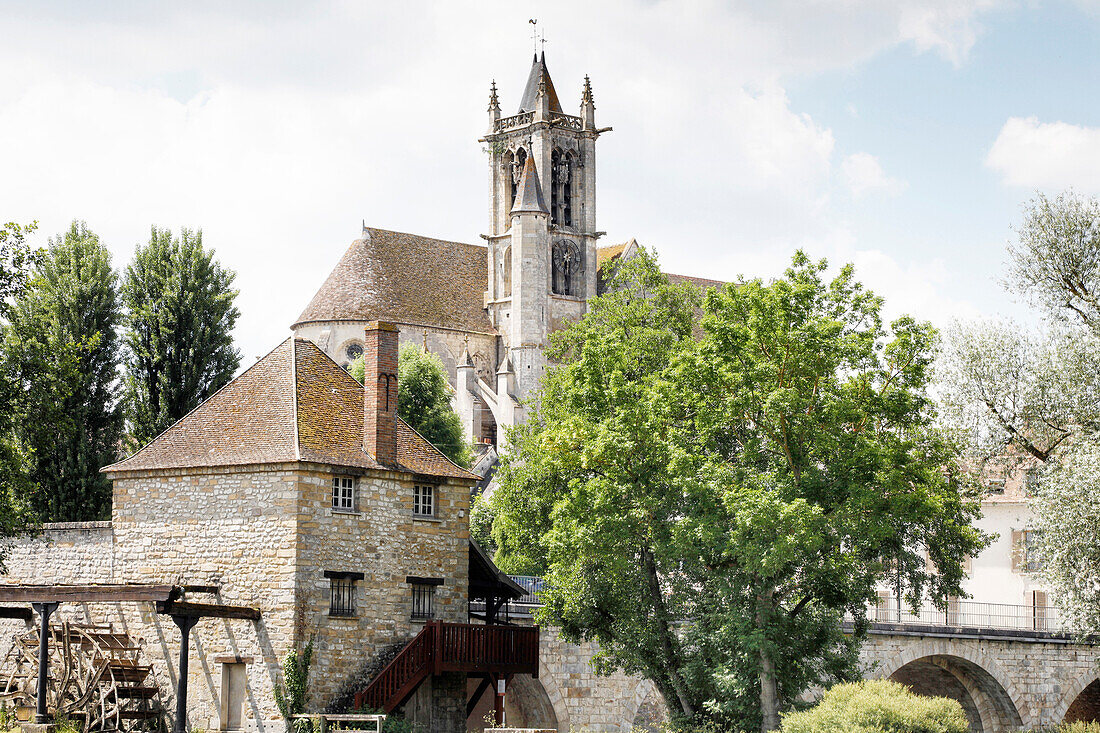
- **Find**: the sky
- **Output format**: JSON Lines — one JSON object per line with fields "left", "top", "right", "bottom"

{"left": 2, "top": 0, "right": 1100, "bottom": 364}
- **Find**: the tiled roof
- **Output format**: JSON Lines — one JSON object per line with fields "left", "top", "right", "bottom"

{"left": 293, "top": 227, "right": 494, "bottom": 335}
{"left": 518, "top": 52, "right": 563, "bottom": 114}
{"left": 105, "top": 339, "right": 477, "bottom": 481}
{"left": 667, "top": 273, "right": 726, "bottom": 290}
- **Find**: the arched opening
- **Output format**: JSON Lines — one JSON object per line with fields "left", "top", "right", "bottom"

{"left": 500, "top": 246, "right": 512, "bottom": 296}
{"left": 466, "top": 675, "right": 559, "bottom": 732}
{"left": 631, "top": 685, "right": 668, "bottom": 733}
{"left": 508, "top": 148, "right": 527, "bottom": 210}
{"left": 550, "top": 149, "right": 574, "bottom": 228}
{"left": 889, "top": 655, "right": 1022, "bottom": 732}
{"left": 1065, "top": 678, "right": 1100, "bottom": 723}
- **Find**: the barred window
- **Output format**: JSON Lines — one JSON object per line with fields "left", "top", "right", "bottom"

{"left": 413, "top": 484, "right": 435, "bottom": 516}
{"left": 407, "top": 576, "right": 443, "bottom": 620}
{"left": 333, "top": 476, "right": 355, "bottom": 511}
{"left": 324, "top": 571, "right": 363, "bottom": 617}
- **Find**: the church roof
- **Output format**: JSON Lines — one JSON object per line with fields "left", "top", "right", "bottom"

{"left": 105, "top": 338, "right": 477, "bottom": 480}
{"left": 293, "top": 227, "right": 495, "bottom": 335}
{"left": 517, "top": 52, "right": 563, "bottom": 114}
{"left": 510, "top": 156, "right": 548, "bottom": 215}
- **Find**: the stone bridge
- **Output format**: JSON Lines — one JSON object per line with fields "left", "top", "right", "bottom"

{"left": 493, "top": 585, "right": 1100, "bottom": 733}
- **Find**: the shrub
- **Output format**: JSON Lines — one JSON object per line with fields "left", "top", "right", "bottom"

{"left": 780, "top": 679, "right": 968, "bottom": 733}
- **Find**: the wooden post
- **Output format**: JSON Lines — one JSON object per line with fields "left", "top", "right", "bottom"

{"left": 31, "top": 602, "right": 58, "bottom": 724}
{"left": 172, "top": 615, "right": 199, "bottom": 733}
{"left": 494, "top": 675, "right": 505, "bottom": 726}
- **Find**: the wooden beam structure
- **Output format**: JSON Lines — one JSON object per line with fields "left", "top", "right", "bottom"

{"left": 155, "top": 601, "right": 261, "bottom": 620}
{"left": 0, "top": 606, "right": 33, "bottom": 622}
{"left": 0, "top": 583, "right": 259, "bottom": 731}
{"left": 0, "top": 584, "right": 178, "bottom": 604}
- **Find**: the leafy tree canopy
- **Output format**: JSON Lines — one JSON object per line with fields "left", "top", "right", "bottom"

{"left": 351, "top": 344, "right": 470, "bottom": 467}
{"left": 489, "top": 250, "right": 984, "bottom": 731}
{"left": 123, "top": 226, "right": 240, "bottom": 450}
{"left": 0, "top": 221, "right": 40, "bottom": 558}
{"left": 3, "top": 221, "right": 122, "bottom": 521}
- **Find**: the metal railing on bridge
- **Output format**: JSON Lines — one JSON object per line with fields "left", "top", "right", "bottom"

{"left": 868, "top": 599, "right": 1060, "bottom": 632}
{"left": 492, "top": 576, "right": 1061, "bottom": 634}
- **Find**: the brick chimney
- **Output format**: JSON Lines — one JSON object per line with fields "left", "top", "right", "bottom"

{"left": 363, "top": 321, "right": 399, "bottom": 466}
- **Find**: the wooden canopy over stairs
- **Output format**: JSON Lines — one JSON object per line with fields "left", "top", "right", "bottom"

{"left": 353, "top": 621, "right": 539, "bottom": 714}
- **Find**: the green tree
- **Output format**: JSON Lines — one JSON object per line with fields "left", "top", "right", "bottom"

{"left": 123, "top": 226, "right": 240, "bottom": 449}
{"left": 491, "top": 251, "right": 984, "bottom": 731}
{"left": 0, "top": 221, "right": 40, "bottom": 553}
{"left": 779, "top": 680, "right": 968, "bottom": 733}
{"left": 351, "top": 344, "right": 470, "bottom": 467}
{"left": 3, "top": 221, "right": 122, "bottom": 521}
{"left": 937, "top": 192, "right": 1100, "bottom": 639}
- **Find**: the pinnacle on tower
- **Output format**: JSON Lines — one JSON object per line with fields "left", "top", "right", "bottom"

{"left": 510, "top": 155, "right": 548, "bottom": 215}
{"left": 581, "top": 74, "right": 596, "bottom": 129}
{"left": 488, "top": 80, "right": 500, "bottom": 113}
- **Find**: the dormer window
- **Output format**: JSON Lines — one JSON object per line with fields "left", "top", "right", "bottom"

{"left": 413, "top": 484, "right": 435, "bottom": 517}
{"left": 333, "top": 476, "right": 356, "bottom": 511}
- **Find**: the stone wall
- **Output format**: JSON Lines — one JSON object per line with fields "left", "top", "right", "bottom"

{"left": 294, "top": 466, "right": 471, "bottom": 716}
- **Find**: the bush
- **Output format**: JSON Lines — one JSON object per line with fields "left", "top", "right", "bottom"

{"left": 780, "top": 679, "right": 968, "bottom": 733}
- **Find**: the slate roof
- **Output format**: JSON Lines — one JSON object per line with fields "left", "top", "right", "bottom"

{"left": 511, "top": 156, "right": 548, "bottom": 214}
{"left": 517, "top": 52, "right": 563, "bottom": 114}
{"left": 105, "top": 338, "right": 477, "bottom": 481}
{"left": 293, "top": 228, "right": 494, "bottom": 335}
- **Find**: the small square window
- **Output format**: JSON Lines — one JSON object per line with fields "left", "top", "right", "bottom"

{"left": 986, "top": 478, "right": 1005, "bottom": 495}
{"left": 329, "top": 576, "right": 358, "bottom": 617}
{"left": 413, "top": 484, "right": 435, "bottom": 517}
{"left": 333, "top": 476, "right": 356, "bottom": 511}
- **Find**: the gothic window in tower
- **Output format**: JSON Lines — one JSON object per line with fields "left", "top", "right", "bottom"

{"left": 507, "top": 148, "right": 527, "bottom": 210}
{"left": 551, "top": 149, "right": 574, "bottom": 228}
{"left": 501, "top": 246, "right": 512, "bottom": 296}
{"left": 552, "top": 240, "right": 582, "bottom": 297}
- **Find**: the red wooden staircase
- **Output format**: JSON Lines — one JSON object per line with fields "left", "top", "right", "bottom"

{"left": 354, "top": 621, "right": 539, "bottom": 713}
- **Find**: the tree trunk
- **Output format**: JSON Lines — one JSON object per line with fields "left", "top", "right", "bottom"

{"left": 757, "top": 590, "right": 780, "bottom": 732}
{"left": 641, "top": 546, "right": 695, "bottom": 718}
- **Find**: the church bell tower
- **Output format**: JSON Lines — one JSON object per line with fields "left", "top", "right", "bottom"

{"left": 480, "top": 52, "right": 608, "bottom": 416}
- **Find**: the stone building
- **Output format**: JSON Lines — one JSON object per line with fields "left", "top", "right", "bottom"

{"left": 0, "top": 327, "right": 533, "bottom": 733}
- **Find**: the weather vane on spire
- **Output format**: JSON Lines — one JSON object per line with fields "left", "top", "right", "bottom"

{"left": 529, "top": 19, "right": 538, "bottom": 54}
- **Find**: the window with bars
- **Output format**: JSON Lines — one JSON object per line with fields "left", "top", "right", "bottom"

{"left": 324, "top": 571, "right": 363, "bottom": 617}
{"left": 407, "top": 576, "right": 443, "bottom": 620}
{"left": 332, "top": 476, "right": 356, "bottom": 511}
{"left": 1021, "top": 529, "right": 1044, "bottom": 572}
{"left": 413, "top": 484, "right": 435, "bottom": 517}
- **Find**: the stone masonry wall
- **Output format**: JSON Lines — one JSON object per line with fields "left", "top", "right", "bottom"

{"left": 294, "top": 466, "right": 471, "bottom": 714}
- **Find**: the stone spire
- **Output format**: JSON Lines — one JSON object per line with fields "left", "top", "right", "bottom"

{"left": 510, "top": 155, "right": 548, "bottom": 215}
{"left": 581, "top": 75, "right": 595, "bottom": 129}
{"left": 517, "top": 51, "right": 562, "bottom": 114}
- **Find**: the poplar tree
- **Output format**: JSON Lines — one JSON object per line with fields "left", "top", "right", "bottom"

{"left": 0, "top": 221, "right": 39, "bottom": 542}
{"left": 123, "top": 226, "right": 241, "bottom": 449}
{"left": 4, "top": 221, "right": 121, "bottom": 521}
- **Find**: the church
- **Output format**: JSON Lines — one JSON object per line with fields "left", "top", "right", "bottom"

{"left": 291, "top": 52, "right": 719, "bottom": 450}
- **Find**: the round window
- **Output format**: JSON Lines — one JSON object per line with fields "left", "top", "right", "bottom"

{"left": 345, "top": 342, "right": 364, "bottom": 362}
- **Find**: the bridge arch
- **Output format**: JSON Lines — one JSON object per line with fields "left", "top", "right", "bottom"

{"left": 876, "top": 641, "right": 1025, "bottom": 732}
{"left": 536, "top": 647, "right": 572, "bottom": 733}
{"left": 621, "top": 681, "right": 667, "bottom": 732}
{"left": 1053, "top": 668, "right": 1100, "bottom": 724}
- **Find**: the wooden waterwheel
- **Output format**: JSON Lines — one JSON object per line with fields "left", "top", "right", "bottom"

{"left": 0, "top": 621, "right": 164, "bottom": 732}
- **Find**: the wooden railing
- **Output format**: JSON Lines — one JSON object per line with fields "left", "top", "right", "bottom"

{"left": 354, "top": 622, "right": 539, "bottom": 713}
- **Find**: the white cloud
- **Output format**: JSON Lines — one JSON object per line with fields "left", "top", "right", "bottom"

{"left": 987, "top": 116, "right": 1100, "bottom": 192}
{"left": 841, "top": 152, "right": 907, "bottom": 198}
{"left": 0, "top": 1, "right": 1005, "bottom": 362}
